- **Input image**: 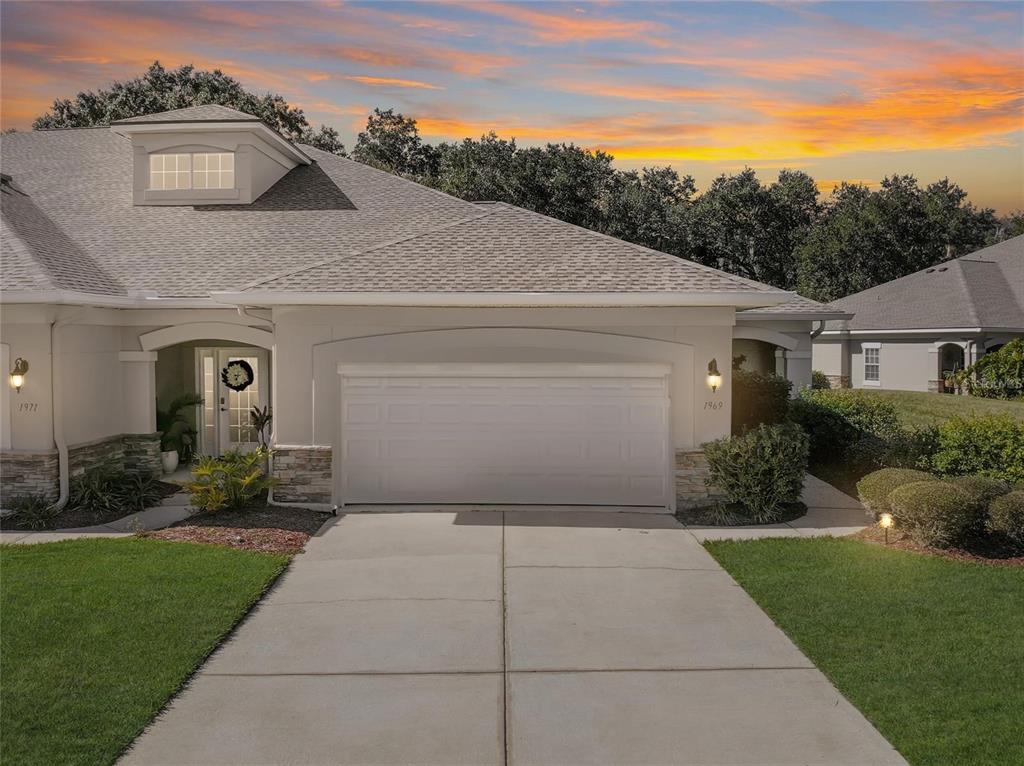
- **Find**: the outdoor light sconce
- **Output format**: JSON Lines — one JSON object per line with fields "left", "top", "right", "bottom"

{"left": 707, "top": 358, "right": 722, "bottom": 392}
{"left": 9, "top": 357, "right": 28, "bottom": 393}
{"left": 879, "top": 512, "right": 894, "bottom": 544}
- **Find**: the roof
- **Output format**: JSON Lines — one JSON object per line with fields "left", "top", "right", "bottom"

{"left": 828, "top": 236, "right": 1024, "bottom": 331}
{"left": 739, "top": 294, "right": 850, "bottom": 320}
{"left": 1, "top": 108, "right": 821, "bottom": 311}
{"left": 242, "top": 201, "right": 786, "bottom": 296}
{"left": 111, "top": 104, "right": 261, "bottom": 125}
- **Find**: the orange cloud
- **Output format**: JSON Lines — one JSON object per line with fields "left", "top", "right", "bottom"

{"left": 461, "top": 2, "right": 666, "bottom": 44}
{"left": 343, "top": 75, "right": 443, "bottom": 90}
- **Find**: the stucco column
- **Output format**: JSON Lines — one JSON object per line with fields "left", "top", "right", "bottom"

{"left": 118, "top": 351, "right": 158, "bottom": 434}
{"left": 774, "top": 348, "right": 786, "bottom": 377}
{"left": 782, "top": 350, "right": 812, "bottom": 394}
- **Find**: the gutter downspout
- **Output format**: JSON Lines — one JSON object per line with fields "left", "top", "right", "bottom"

{"left": 49, "top": 309, "right": 84, "bottom": 511}
{"left": 810, "top": 320, "right": 826, "bottom": 339}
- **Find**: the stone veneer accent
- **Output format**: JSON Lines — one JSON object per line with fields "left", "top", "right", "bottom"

{"left": 273, "top": 445, "right": 333, "bottom": 504}
{"left": 826, "top": 374, "right": 851, "bottom": 389}
{"left": 0, "top": 449, "right": 60, "bottom": 504}
{"left": 0, "top": 432, "right": 161, "bottom": 506}
{"left": 675, "top": 449, "right": 726, "bottom": 510}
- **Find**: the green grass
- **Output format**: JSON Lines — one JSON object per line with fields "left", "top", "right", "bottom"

{"left": 857, "top": 389, "right": 1024, "bottom": 429}
{"left": 705, "top": 537, "right": 1024, "bottom": 766}
{"left": 0, "top": 538, "right": 289, "bottom": 766}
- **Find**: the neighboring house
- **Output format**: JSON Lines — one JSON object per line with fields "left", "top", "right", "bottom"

{"left": 813, "top": 237, "right": 1023, "bottom": 392}
{"left": 1, "top": 105, "right": 844, "bottom": 512}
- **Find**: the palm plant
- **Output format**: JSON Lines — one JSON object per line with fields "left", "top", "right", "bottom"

{"left": 250, "top": 405, "right": 272, "bottom": 449}
{"left": 156, "top": 393, "right": 203, "bottom": 461}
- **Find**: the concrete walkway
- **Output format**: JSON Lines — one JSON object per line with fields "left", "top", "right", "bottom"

{"left": 122, "top": 500, "right": 903, "bottom": 764}
{"left": 0, "top": 492, "right": 194, "bottom": 545}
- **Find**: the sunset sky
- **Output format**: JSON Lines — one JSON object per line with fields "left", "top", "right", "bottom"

{"left": 3, "top": 1, "right": 1022, "bottom": 212}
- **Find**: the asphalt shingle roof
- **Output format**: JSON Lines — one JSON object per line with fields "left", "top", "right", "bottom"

{"left": 0, "top": 114, "right": 834, "bottom": 313}
{"left": 829, "top": 237, "right": 1024, "bottom": 331}
{"left": 111, "top": 104, "right": 261, "bottom": 124}
{"left": 247, "top": 201, "right": 783, "bottom": 294}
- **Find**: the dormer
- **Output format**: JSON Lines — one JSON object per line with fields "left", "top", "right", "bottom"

{"left": 111, "top": 105, "right": 311, "bottom": 206}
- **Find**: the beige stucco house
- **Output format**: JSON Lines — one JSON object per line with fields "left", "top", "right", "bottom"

{"left": 813, "top": 237, "right": 1023, "bottom": 392}
{"left": 1, "top": 105, "right": 844, "bottom": 512}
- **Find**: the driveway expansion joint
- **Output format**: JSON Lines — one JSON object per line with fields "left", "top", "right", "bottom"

{"left": 505, "top": 564, "right": 722, "bottom": 572}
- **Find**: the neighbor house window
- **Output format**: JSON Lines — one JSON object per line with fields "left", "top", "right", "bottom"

{"left": 148, "top": 152, "right": 234, "bottom": 190}
{"left": 149, "top": 154, "right": 191, "bottom": 190}
{"left": 192, "top": 153, "right": 234, "bottom": 189}
{"left": 864, "top": 345, "right": 880, "bottom": 384}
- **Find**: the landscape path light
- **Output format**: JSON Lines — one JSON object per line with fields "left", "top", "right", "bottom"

{"left": 879, "top": 512, "right": 894, "bottom": 545}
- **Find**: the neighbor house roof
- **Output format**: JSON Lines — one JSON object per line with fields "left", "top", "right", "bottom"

{"left": 1, "top": 109, "right": 838, "bottom": 314}
{"left": 828, "top": 236, "right": 1024, "bottom": 332}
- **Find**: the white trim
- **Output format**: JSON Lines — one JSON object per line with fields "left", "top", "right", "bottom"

{"left": 0, "top": 343, "right": 10, "bottom": 450}
{"left": 118, "top": 351, "right": 159, "bottom": 363}
{"left": 212, "top": 290, "right": 794, "bottom": 308}
{"left": 111, "top": 121, "right": 312, "bottom": 165}
{"left": 862, "top": 342, "right": 881, "bottom": 349}
{"left": 0, "top": 290, "right": 221, "bottom": 309}
{"left": 337, "top": 362, "right": 673, "bottom": 379}
{"left": 732, "top": 325, "right": 800, "bottom": 352}
{"left": 817, "top": 327, "right": 1023, "bottom": 336}
{"left": 139, "top": 322, "right": 273, "bottom": 351}
{"left": 862, "top": 379, "right": 882, "bottom": 386}
{"left": 739, "top": 311, "right": 852, "bottom": 321}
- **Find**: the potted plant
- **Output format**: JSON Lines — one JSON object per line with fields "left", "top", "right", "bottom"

{"left": 156, "top": 393, "right": 203, "bottom": 473}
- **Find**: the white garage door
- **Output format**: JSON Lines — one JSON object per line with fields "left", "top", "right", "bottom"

{"left": 338, "top": 363, "right": 673, "bottom": 508}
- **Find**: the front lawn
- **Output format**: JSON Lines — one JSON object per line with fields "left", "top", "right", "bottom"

{"left": 706, "top": 537, "right": 1024, "bottom": 766}
{"left": 0, "top": 538, "right": 289, "bottom": 766}
{"left": 856, "top": 389, "right": 1024, "bottom": 429}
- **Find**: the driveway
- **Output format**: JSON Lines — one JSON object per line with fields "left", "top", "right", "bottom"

{"left": 123, "top": 509, "right": 905, "bottom": 765}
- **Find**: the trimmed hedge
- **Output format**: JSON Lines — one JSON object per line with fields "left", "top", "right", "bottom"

{"left": 889, "top": 480, "right": 976, "bottom": 548}
{"left": 704, "top": 422, "right": 809, "bottom": 524}
{"left": 856, "top": 468, "right": 934, "bottom": 515}
{"left": 986, "top": 491, "right": 1024, "bottom": 545}
{"left": 931, "top": 415, "right": 1024, "bottom": 484}
{"left": 732, "top": 370, "right": 792, "bottom": 433}
{"left": 950, "top": 475, "right": 1012, "bottom": 509}
{"left": 790, "top": 388, "right": 902, "bottom": 466}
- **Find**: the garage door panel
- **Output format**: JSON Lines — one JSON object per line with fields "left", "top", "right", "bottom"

{"left": 340, "top": 372, "right": 671, "bottom": 507}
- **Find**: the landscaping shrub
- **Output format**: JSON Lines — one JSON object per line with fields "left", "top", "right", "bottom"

{"left": 931, "top": 415, "right": 1024, "bottom": 484}
{"left": 7, "top": 494, "right": 62, "bottom": 530}
{"left": 811, "top": 370, "right": 831, "bottom": 389}
{"left": 950, "top": 475, "right": 1012, "bottom": 509}
{"left": 886, "top": 426, "right": 941, "bottom": 470}
{"left": 186, "top": 448, "right": 277, "bottom": 512}
{"left": 856, "top": 468, "right": 935, "bottom": 515}
{"left": 888, "top": 481, "right": 976, "bottom": 548}
{"left": 986, "top": 491, "right": 1024, "bottom": 545}
{"left": 69, "top": 468, "right": 164, "bottom": 518}
{"left": 704, "top": 422, "right": 809, "bottom": 524}
{"left": 732, "top": 370, "right": 792, "bottom": 433}
{"left": 947, "top": 338, "right": 1024, "bottom": 399}
{"left": 790, "top": 388, "right": 901, "bottom": 466}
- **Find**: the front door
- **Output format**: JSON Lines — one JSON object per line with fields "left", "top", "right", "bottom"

{"left": 197, "top": 347, "right": 269, "bottom": 456}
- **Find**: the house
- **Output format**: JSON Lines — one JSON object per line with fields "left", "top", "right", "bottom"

{"left": 1, "top": 105, "right": 845, "bottom": 512}
{"left": 813, "top": 237, "right": 1023, "bottom": 391}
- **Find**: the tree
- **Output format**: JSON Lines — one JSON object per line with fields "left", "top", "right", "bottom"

{"left": 603, "top": 166, "right": 695, "bottom": 256}
{"left": 32, "top": 61, "right": 345, "bottom": 155}
{"left": 922, "top": 178, "right": 995, "bottom": 257}
{"left": 352, "top": 108, "right": 439, "bottom": 180}
{"left": 508, "top": 143, "right": 615, "bottom": 230}
{"left": 990, "top": 211, "right": 1024, "bottom": 243}
{"left": 434, "top": 132, "right": 518, "bottom": 201}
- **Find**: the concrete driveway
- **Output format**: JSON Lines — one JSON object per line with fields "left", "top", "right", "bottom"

{"left": 123, "top": 510, "right": 905, "bottom": 766}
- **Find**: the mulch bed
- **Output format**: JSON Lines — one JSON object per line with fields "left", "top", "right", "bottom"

{"left": 676, "top": 501, "right": 807, "bottom": 527}
{"left": 0, "top": 481, "right": 180, "bottom": 531}
{"left": 144, "top": 503, "right": 332, "bottom": 554}
{"left": 852, "top": 525, "right": 1024, "bottom": 567}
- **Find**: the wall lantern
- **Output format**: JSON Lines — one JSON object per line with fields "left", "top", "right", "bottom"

{"left": 707, "top": 358, "right": 722, "bottom": 392}
{"left": 879, "top": 512, "right": 894, "bottom": 544}
{"left": 9, "top": 357, "right": 28, "bottom": 393}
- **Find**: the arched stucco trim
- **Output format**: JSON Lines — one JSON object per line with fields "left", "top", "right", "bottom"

{"left": 139, "top": 322, "right": 273, "bottom": 351}
{"left": 732, "top": 325, "right": 800, "bottom": 352}
{"left": 309, "top": 326, "right": 697, "bottom": 450}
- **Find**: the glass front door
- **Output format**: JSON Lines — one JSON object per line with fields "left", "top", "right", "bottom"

{"left": 197, "top": 347, "right": 269, "bottom": 456}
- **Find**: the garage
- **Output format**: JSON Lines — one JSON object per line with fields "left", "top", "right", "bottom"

{"left": 337, "top": 363, "right": 674, "bottom": 508}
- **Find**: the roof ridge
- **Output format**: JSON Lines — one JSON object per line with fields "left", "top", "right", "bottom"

{"left": 486, "top": 202, "right": 780, "bottom": 293}
{"left": 241, "top": 207, "right": 497, "bottom": 291}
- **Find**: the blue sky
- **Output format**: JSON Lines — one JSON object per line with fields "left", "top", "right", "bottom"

{"left": 3, "top": 1, "right": 1021, "bottom": 210}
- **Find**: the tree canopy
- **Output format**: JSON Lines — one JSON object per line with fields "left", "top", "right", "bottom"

{"left": 30, "top": 63, "right": 1020, "bottom": 301}
{"left": 32, "top": 61, "right": 346, "bottom": 155}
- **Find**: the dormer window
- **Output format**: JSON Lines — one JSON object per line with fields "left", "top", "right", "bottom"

{"left": 148, "top": 152, "right": 234, "bottom": 191}
{"left": 193, "top": 153, "right": 234, "bottom": 189}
